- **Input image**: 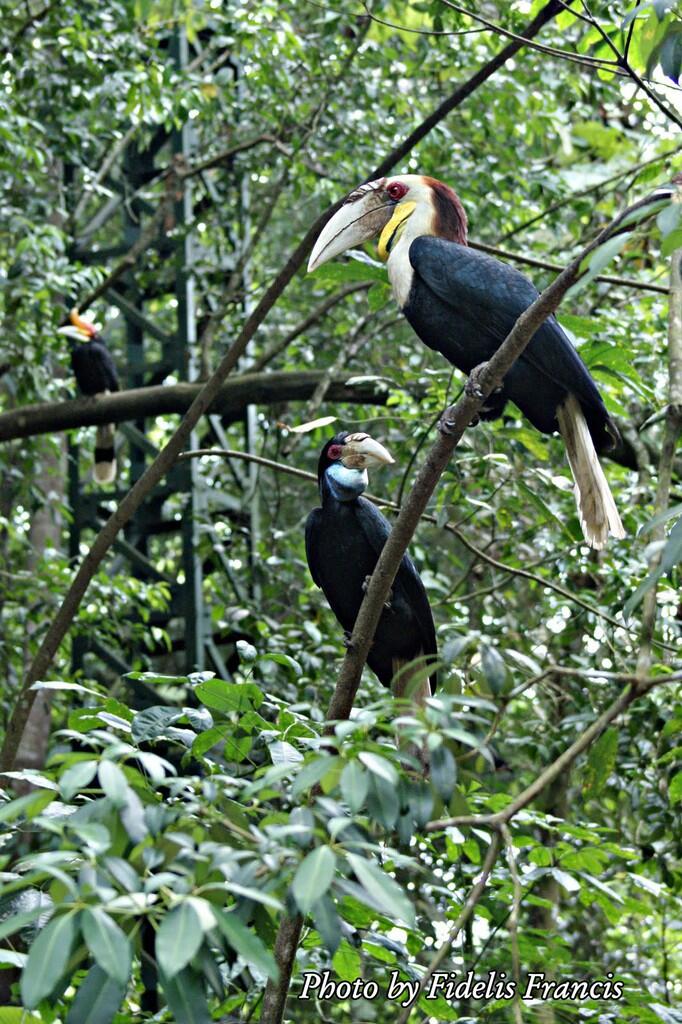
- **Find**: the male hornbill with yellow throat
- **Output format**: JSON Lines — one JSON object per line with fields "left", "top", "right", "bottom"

{"left": 58, "top": 309, "right": 119, "bottom": 483}
{"left": 306, "top": 431, "right": 437, "bottom": 702}
{"left": 308, "top": 175, "right": 624, "bottom": 549}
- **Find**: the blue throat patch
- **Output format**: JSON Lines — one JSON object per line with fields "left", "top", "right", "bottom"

{"left": 324, "top": 463, "right": 368, "bottom": 502}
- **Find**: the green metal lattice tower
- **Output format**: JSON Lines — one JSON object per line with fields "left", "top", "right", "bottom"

{"left": 67, "top": 32, "right": 251, "bottom": 681}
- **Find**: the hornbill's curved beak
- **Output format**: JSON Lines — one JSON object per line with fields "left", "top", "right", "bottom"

{"left": 340, "top": 432, "right": 394, "bottom": 469}
{"left": 307, "top": 179, "right": 393, "bottom": 272}
{"left": 57, "top": 308, "right": 99, "bottom": 341}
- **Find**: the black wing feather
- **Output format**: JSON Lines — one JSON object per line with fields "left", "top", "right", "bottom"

{"left": 304, "top": 508, "right": 323, "bottom": 588}
{"left": 355, "top": 497, "right": 437, "bottom": 666}
{"left": 408, "top": 237, "right": 610, "bottom": 441}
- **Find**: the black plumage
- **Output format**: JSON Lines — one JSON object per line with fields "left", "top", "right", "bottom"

{"left": 71, "top": 337, "right": 120, "bottom": 397}
{"left": 404, "top": 237, "right": 614, "bottom": 450}
{"left": 60, "top": 310, "right": 120, "bottom": 483}
{"left": 305, "top": 433, "right": 437, "bottom": 695}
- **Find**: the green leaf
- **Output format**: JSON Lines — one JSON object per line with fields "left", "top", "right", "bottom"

{"left": 430, "top": 744, "right": 456, "bottom": 800}
{"left": 314, "top": 259, "right": 385, "bottom": 284}
{"left": 340, "top": 761, "right": 369, "bottom": 813}
{"left": 21, "top": 910, "right": 79, "bottom": 1008}
{"left": 60, "top": 760, "right": 98, "bottom": 800}
{"left": 131, "top": 706, "right": 184, "bottom": 742}
{"left": 332, "top": 939, "right": 362, "bottom": 981}
{"left": 0, "top": 1010, "right": 42, "bottom": 1024}
{"left": 293, "top": 846, "right": 336, "bottom": 914}
{"left": 583, "top": 233, "right": 629, "bottom": 278}
{"left": 662, "top": 227, "right": 682, "bottom": 256}
{"left": 660, "top": 27, "right": 682, "bottom": 83}
{"left": 358, "top": 751, "right": 398, "bottom": 784}
{"left": 161, "top": 966, "right": 212, "bottom": 1024}
{"left": 66, "top": 965, "right": 127, "bottom": 1024}
{"left": 345, "top": 853, "right": 415, "bottom": 926}
{"left": 0, "top": 906, "right": 48, "bottom": 943}
{"left": 367, "top": 281, "right": 391, "bottom": 311}
{"left": 98, "top": 761, "right": 129, "bottom": 808}
{"left": 194, "top": 679, "right": 262, "bottom": 713}
{"left": 312, "top": 895, "right": 342, "bottom": 955}
{"left": 557, "top": 313, "right": 603, "bottom": 336}
{"left": 583, "top": 728, "right": 618, "bottom": 797}
{"left": 82, "top": 907, "right": 132, "bottom": 985}
{"left": 213, "top": 908, "right": 278, "bottom": 980}
{"left": 156, "top": 902, "right": 204, "bottom": 979}
{"left": 480, "top": 643, "right": 507, "bottom": 695}
{"left": 258, "top": 652, "right": 302, "bottom": 676}
{"left": 669, "top": 770, "right": 682, "bottom": 805}
{"left": 366, "top": 771, "right": 400, "bottom": 829}
{"left": 551, "top": 868, "right": 581, "bottom": 893}
{"left": 639, "top": 502, "right": 682, "bottom": 536}
{"left": 292, "top": 755, "right": 343, "bottom": 798}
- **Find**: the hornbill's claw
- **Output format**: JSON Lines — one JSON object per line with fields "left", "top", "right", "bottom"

{"left": 362, "top": 575, "right": 393, "bottom": 610}
{"left": 466, "top": 362, "right": 504, "bottom": 402}
{"left": 465, "top": 362, "right": 490, "bottom": 400}
{"left": 342, "top": 631, "right": 352, "bottom": 648}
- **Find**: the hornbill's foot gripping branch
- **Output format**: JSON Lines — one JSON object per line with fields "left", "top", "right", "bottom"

{"left": 465, "top": 361, "right": 496, "bottom": 400}
{"left": 363, "top": 574, "right": 393, "bottom": 610}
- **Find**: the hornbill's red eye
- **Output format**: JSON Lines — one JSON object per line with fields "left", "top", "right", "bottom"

{"left": 328, "top": 444, "right": 343, "bottom": 460}
{"left": 387, "top": 181, "right": 408, "bottom": 201}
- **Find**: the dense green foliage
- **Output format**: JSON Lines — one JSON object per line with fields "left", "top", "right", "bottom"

{"left": 0, "top": 1, "right": 681, "bottom": 1022}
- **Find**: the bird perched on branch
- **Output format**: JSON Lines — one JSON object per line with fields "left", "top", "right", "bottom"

{"left": 308, "top": 175, "right": 625, "bottom": 549}
{"left": 58, "top": 309, "right": 120, "bottom": 483}
{"left": 305, "top": 431, "right": 437, "bottom": 703}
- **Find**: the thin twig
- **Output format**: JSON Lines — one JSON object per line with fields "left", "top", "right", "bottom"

{"left": 470, "top": 240, "right": 668, "bottom": 294}
{"left": 499, "top": 146, "right": 682, "bottom": 243}
{"left": 559, "top": 0, "right": 682, "bottom": 130}
{"left": 395, "top": 832, "right": 502, "bottom": 1024}
{"left": 427, "top": 672, "right": 675, "bottom": 833}
{"left": 250, "top": 283, "right": 371, "bottom": 373}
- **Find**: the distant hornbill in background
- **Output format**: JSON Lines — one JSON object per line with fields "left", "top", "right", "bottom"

{"left": 308, "top": 175, "right": 624, "bottom": 549}
{"left": 59, "top": 309, "right": 120, "bottom": 483}
{"left": 306, "top": 432, "right": 437, "bottom": 702}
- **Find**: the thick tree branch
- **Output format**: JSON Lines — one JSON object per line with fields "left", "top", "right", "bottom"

{"left": 0, "top": 372, "right": 403, "bottom": 443}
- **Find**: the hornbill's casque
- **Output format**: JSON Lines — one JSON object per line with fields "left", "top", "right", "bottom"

{"left": 308, "top": 175, "right": 625, "bottom": 549}
{"left": 58, "top": 309, "right": 120, "bottom": 483}
{"left": 306, "top": 431, "right": 437, "bottom": 703}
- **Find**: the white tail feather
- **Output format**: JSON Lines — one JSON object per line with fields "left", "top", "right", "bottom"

{"left": 94, "top": 421, "right": 116, "bottom": 484}
{"left": 391, "top": 657, "right": 432, "bottom": 705}
{"left": 556, "top": 394, "right": 624, "bottom": 549}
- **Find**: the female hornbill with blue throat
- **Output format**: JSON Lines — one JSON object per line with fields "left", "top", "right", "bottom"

{"left": 306, "top": 431, "right": 437, "bottom": 703}
{"left": 308, "top": 175, "right": 624, "bottom": 549}
{"left": 58, "top": 309, "right": 120, "bottom": 483}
